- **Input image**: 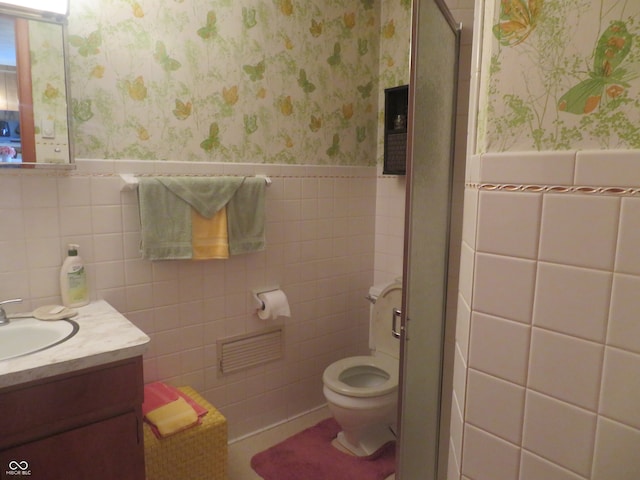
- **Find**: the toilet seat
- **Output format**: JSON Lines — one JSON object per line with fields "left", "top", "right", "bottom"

{"left": 323, "top": 355, "right": 398, "bottom": 398}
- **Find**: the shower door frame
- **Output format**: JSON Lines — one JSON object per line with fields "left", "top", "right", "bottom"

{"left": 396, "top": 0, "right": 461, "bottom": 478}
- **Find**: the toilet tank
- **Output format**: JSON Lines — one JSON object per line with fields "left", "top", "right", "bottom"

{"left": 368, "top": 280, "right": 402, "bottom": 359}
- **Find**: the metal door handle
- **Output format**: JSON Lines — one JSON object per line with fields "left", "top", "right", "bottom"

{"left": 392, "top": 308, "right": 402, "bottom": 339}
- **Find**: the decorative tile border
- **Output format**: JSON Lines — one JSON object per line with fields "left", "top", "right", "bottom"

{"left": 468, "top": 183, "right": 640, "bottom": 197}
{"left": 469, "top": 150, "right": 640, "bottom": 190}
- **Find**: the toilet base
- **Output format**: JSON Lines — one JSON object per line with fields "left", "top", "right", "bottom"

{"left": 334, "top": 425, "right": 396, "bottom": 457}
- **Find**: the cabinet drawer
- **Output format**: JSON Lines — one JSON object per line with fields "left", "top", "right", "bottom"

{"left": 0, "top": 357, "right": 143, "bottom": 448}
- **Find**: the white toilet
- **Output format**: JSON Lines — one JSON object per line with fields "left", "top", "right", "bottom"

{"left": 322, "top": 281, "right": 402, "bottom": 456}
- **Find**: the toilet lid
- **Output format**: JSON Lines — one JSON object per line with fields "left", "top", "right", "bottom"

{"left": 323, "top": 355, "right": 399, "bottom": 398}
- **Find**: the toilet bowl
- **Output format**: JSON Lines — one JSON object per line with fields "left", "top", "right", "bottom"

{"left": 322, "top": 281, "right": 402, "bottom": 456}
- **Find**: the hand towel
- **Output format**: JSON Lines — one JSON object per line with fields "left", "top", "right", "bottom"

{"left": 227, "top": 177, "right": 266, "bottom": 255}
{"left": 157, "top": 176, "right": 244, "bottom": 218}
{"left": 143, "top": 382, "right": 208, "bottom": 417}
{"left": 192, "top": 206, "right": 230, "bottom": 259}
{"left": 143, "top": 382, "right": 209, "bottom": 438}
{"left": 138, "top": 178, "right": 192, "bottom": 260}
{"left": 145, "top": 397, "right": 199, "bottom": 437}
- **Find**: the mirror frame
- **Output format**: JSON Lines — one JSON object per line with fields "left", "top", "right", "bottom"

{"left": 0, "top": 2, "right": 68, "bottom": 25}
{"left": 0, "top": 3, "right": 73, "bottom": 169}
{"left": 14, "top": 17, "right": 36, "bottom": 163}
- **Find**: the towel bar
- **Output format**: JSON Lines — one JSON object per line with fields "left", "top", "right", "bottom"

{"left": 119, "top": 173, "right": 271, "bottom": 191}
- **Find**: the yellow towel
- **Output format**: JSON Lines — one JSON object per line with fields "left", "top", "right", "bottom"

{"left": 192, "top": 206, "right": 230, "bottom": 259}
{"left": 145, "top": 397, "right": 199, "bottom": 437}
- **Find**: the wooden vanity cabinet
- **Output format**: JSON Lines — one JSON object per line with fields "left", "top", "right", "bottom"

{"left": 0, "top": 357, "right": 145, "bottom": 480}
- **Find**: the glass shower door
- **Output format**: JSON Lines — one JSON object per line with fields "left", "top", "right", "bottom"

{"left": 397, "top": 0, "right": 460, "bottom": 478}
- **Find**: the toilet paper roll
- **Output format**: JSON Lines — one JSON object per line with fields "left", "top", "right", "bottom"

{"left": 257, "top": 289, "right": 291, "bottom": 320}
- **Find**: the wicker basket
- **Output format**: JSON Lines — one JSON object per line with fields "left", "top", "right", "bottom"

{"left": 143, "top": 386, "right": 228, "bottom": 480}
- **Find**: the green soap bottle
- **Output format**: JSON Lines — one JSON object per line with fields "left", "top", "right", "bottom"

{"left": 60, "top": 244, "right": 89, "bottom": 307}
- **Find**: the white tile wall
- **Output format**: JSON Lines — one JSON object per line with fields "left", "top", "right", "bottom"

{"left": 615, "top": 197, "right": 640, "bottom": 275}
{"left": 608, "top": 274, "right": 640, "bottom": 354}
{"left": 0, "top": 160, "right": 377, "bottom": 440}
{"left": 528, "top": 328, "right": 603, "bottom": 411}
{"left": 592, "top": 417, "right": 640, "bottom": 480}
{"left": 520, "top": 451, "right": 586, "bottom": 480}
{"left": 449, "top": 390, "right": 464, "bottom": 472}
{"left": 599, "top": 347, "right": 640, "bottom": 430}
{"left": 461, "top": 187, "right": 478, "bottom": 247}
{"left": 455, "top": 293, "right": 471, "bottom": 360}
{"left": 458, "top": 241, "right": 475, "bottom": 304}
{"left": 575, "top": 150, "right": 640, "bottom": 187}
{"left": 523, "top": 391, "right": 597, "bottom": 477}
{"left": 374, "top": 173, "right": 406, "bottom": 284}
{"left": 533, "top": 262, "right": 611, "bottom": 342}
{"left": 476, "top": 190, "right": 541, "bottom": 258}
{"left": 465, "top": 368, "right": 524, "bottom": 444}
{"left": 455, "top": 150, "right": 640, "bottom": 480}
{"left": 462, "top": 424, "right": 520, "bottom": 480}
{"left": 539, "top": 194, "right": 620, "bottom": 270}
{"left": 472, "top": 253, "right": 536, "bottom": 323}
{"left": 468, "top": 312, "right": 530, "bottom": 384}
{"left": 479, "top": 151, "right": 576, "bottom": 185}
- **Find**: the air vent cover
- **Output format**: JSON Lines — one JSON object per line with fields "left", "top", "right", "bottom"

{"left": 217, "top": 327, "right": 283, "bottom": 375}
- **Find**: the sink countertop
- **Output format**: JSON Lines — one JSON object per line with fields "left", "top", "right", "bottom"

{"left": 0, "top": 300, "right": 150, "bottom": 389}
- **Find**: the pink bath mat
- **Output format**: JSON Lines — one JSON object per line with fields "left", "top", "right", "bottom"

{"left": 250, "top": 418, "right": 396, "bottom": 480}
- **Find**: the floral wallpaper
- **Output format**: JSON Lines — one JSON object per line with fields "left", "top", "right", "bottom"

{"left": 65, "top": 0, "right": 410, "bottom": 166}
{"left": 478, "top": 0, "right": 640, "bottom": 152}
{"left": 30, "top": 21, "right": 70, "bottom": 163}
{"left": 376, "top": 0, "right": 412, "bottom": 164}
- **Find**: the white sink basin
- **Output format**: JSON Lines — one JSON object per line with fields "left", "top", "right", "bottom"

{"left": 0, "top": 318, "right": 79, "bottom": 361}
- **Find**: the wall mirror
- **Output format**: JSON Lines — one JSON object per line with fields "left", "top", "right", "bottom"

{"left": 0, "top": 2, "right": 72, "bottom": 168}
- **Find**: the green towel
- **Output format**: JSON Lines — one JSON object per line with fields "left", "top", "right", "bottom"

{"left": 138, "top": 175, "right": 264, "bottom": 259}
{"left": 138, "top": 178, "right": 192, "bottom": 260}
{"left": 227, "top": 177, "right": 266, "bottom": 255}
{"left": 158, "top": 176, "right": 244, "bottom": 218}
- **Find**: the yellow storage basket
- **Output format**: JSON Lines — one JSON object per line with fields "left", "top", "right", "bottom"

{"left": 143, "top": 386, "right": 228, "bottom": 480}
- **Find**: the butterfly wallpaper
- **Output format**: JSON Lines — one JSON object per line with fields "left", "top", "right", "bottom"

{"left": 65, "top": 0, "right": 411, "bottom": 166}
{"left": 480, "top": 0, "right": 640, "bottom": 151}
{"left": 29, "top": 21, "right": 70, "bottom": 162}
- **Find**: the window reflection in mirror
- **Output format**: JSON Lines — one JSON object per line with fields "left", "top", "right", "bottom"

{"left": 0, "top": 14, "right": 70, "bottom": 166}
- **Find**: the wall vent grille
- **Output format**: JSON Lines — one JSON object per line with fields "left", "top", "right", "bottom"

{"left": 217, "top": 327, "right": 283, "bottom": 375}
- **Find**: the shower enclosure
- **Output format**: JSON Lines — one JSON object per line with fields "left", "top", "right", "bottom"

{"left": 396, "top": 0, "right": 460, "bottom": 478}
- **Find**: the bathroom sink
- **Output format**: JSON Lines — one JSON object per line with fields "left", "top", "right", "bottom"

{"left": 0, "top": 318, "right": 79, "bottom": 361}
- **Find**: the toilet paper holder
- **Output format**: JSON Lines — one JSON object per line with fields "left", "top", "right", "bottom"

{"left": 252, "top": 286, "right": 281, "bottom": 311}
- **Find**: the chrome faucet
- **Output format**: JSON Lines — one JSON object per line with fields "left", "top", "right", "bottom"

{"left": 0, "top": 298, "right": 22, "bottom": 326}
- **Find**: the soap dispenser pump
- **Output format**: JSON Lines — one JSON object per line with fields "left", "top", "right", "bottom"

{"left": 60, "top": 243, "right": 89, "bottom": 307}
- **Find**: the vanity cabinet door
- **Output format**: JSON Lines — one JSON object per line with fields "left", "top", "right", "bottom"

{"left": 0, "top": 357, "right": 145, "bottom": 479}
{"left": 0, "top": 411, "right": 144, "bottom": 480}
{"left": 0, "top": 357, "right": 143, "bottom": 449}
